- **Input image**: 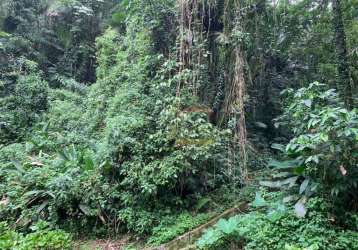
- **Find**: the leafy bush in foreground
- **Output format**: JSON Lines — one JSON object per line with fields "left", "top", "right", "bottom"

{"left": 0, "top": 221, "right": 72, "bottom": 250}
{"left": 197, "top": 196, "right": 358, "bottom": 250}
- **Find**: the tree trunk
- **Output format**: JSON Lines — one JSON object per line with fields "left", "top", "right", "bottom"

{"left": 332, "top": 0, "right": 353, "bottom": 109}
{"left": 222, "top": 0, "right": 248, "bottom": 184}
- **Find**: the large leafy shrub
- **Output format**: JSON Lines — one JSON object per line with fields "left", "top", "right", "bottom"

{"left": 92, "top": 25, "right": 228, "bottom": 234}
{"left": 0, "top": 221, "right": 72, "bottom": 250}
{"left": 0, "top": 11, "right": 229, "bottom": 236}
{"left": 0, "top": 144, "right": 117, "bottom": 234}
{"left": 271, "top": 82, "right": 358, "bottom": 200}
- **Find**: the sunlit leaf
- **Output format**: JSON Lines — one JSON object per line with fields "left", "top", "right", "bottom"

{"left": 252, "top": 192, "right": 267, "bottom": 208}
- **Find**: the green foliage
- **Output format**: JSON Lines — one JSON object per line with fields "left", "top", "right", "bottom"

{"left": 84, "top": 25, "right": 228, "bottom": 234}
{"left": 20, "top": 230, "right": 72, "bottom": 250}
{"left": 197, "top": 195, "right": 358, "bottom": 250}
{"left": 251, "top": 192, "right": 267, "bottom": 208}
{"left": 2, "top": 0, "right": 117, "bottom": 84}
{"left": 0, "top": 146, "right": 117, "bottom": 234}
{"left": 272, "top": 83, "right": 358, "bottom": 199}
{"left": 0, "top": 6, "right": 228, "bottom": 237}
{"left": 284, "top": 244, "right": 319, "bottom": 250}
{"left": 0, "top": 222, "right": 20, "bottom": 249}
{"left": 0, "top": 60, "right": 48, "bottom": 143}
{"left": 0, "top": 221, "right": 72, "bottom": 250}
{"left": 148, "top": 212, "right": 212, "bottom": 246}
{"left": 1, "top": 0, "right": 357, "bottom": 245}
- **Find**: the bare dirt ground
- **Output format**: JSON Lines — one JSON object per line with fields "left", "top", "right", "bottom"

{"left": 73, "top": 236, "right": 134, "bottom": 250}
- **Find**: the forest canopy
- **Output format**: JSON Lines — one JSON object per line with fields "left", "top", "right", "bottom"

{"left": 0, "top": 0, "right": 357, "bottom": 249}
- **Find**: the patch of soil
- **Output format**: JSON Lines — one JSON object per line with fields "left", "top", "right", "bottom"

{"left": 74, "top": 237, "right": 130, "bottom": 250}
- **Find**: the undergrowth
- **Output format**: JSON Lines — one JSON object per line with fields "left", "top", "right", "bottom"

{"left": 0, "top": 221, "right": 72, "bottom": 250}
{"left": 147, "top": 212, "right": 213, "bottom": 246}
{"left": 0, "top": 0, "right": 357, "bottom": 249}
{"left": 197, "top": 192, "right": 358, "bottom": 250}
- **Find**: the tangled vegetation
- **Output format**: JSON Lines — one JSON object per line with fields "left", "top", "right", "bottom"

{"left": 0, "top": 0, "right": 357, "bottom": 249}
{"left": 197, "top": 195, "right": 358, "bottom": 250}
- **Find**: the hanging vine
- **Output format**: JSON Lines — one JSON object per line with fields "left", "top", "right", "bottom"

{"left": 177, "top": 0, "right": 215, "bottom": 97}
{"left": 221, "top": 0, "right": 249, "bottom": 184}
{"left": 175, "top": 0, "right": 249, "bottom": 184}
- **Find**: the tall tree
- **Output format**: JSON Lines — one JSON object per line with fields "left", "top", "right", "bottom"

{"left": 332, "top": 0, "right": 353, "bottom": 108}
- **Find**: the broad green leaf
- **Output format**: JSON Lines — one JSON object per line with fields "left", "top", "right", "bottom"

{"left": 10, "top": 159, "right": 25, "bottom": 174}
{"left": 197, "top": 228, "right": 222, "bottom": 248}
{"left": 254, "top": 122, "right": 268, "bottom": 129}
{"left": 268, "top": 159, "right": 302, "bottom": 169}
{"left": 252, "top": 192, "right": 267, "bottom": 208}
{"left": 84, "top": 156, "right": 94, "bottom": 171}
{"left": 24, "top": 190, "right": 44, "bottom": 197}
{"left": 195, "top": 197, "right": 211, "bottom": 211}
{"left": 36, "top": 200, "right": 49, "bottom": 213}
{"left": 267, "top": 209, "right": 285, "bottom": 222}
{"left": 260, "top": 180, "right": 282, "bottom": 188}
{"left": 299, "top": 179, "right": 309, "bottom": 194}
{"left": 217, "top": 217, "right": 238, "bottom": 234}
{"left": 271, "top": 143, "right": 286, "bottom": 152}
{"left": 260, "top": 176, "right": 298, "bottom": 189}
{"left": 79, "top": 204, "right": 91, "bottom": 215}
{"left": 283, "top": 195, "right": 297, "bottom": 203}
{"left": 271, "top": 172, "right": 293, "bottom": 179}
{"left": 293, "top": 166, "right": 305, "bottom": 175}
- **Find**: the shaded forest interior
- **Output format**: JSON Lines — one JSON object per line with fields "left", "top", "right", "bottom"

{"left": 0, "top": 0, "right": 357, "bottom": 249}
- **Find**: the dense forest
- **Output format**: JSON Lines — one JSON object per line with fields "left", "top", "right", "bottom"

{"left": 0, "top": 0, "right": 357, "bottom": 249}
